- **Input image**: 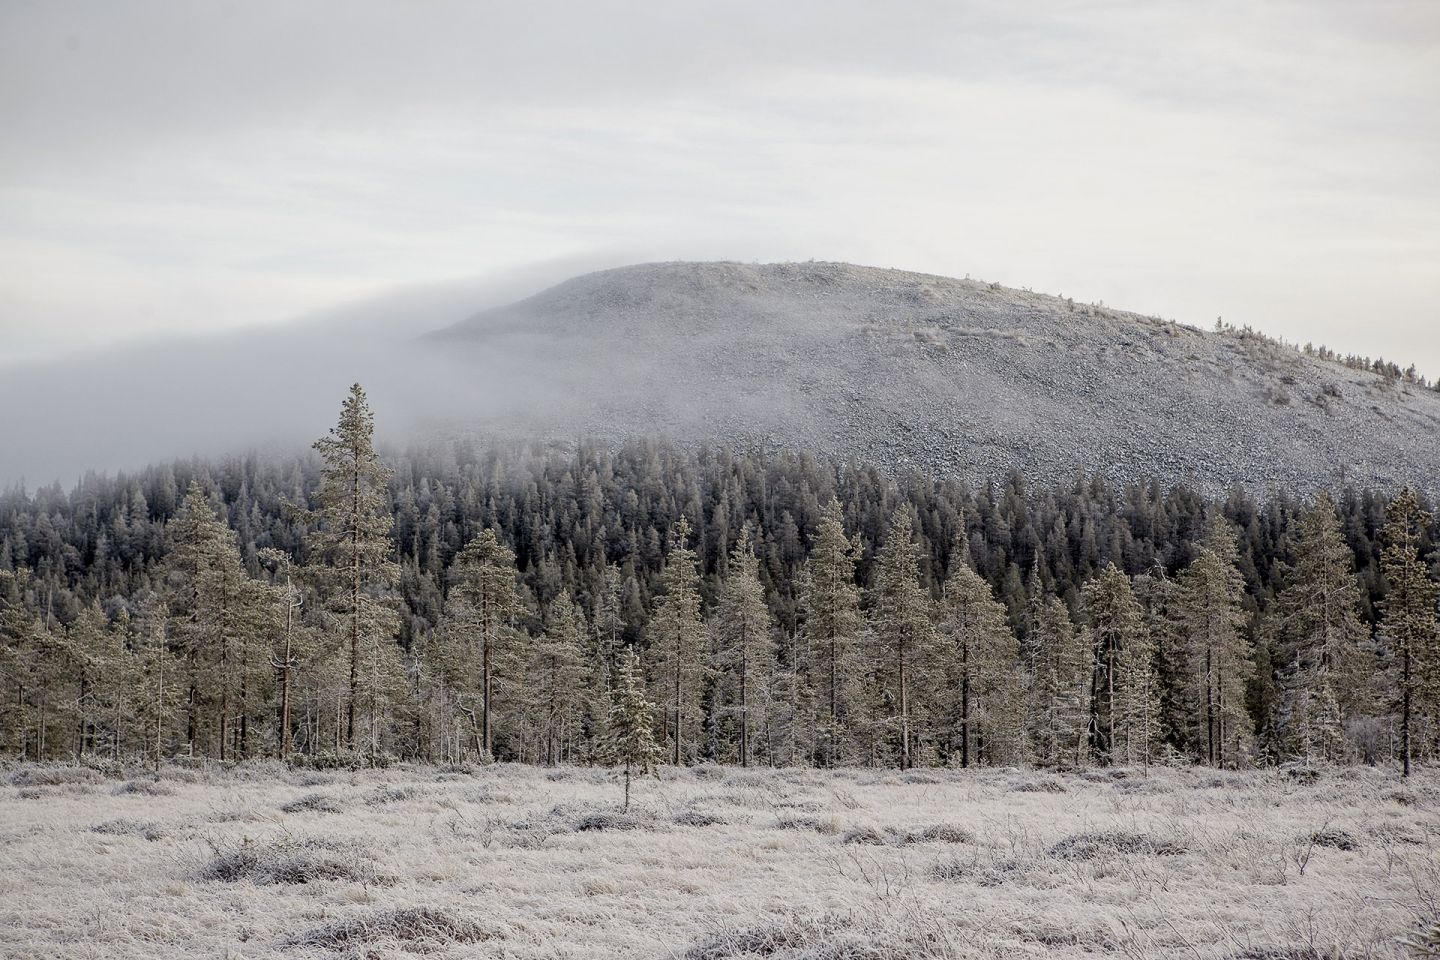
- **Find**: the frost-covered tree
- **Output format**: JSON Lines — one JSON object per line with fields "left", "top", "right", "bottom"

{"left": 870, "top": 509, "right": 935, "bottom": 769}
{"left": 608, "top": 645, "right": 661, "bottom": 811}
{"left": 712, "top": 526, "right": 775, "bottom": 767}
{"left": 646, "top": 517, "right": 706, "bottom": 765}
{"left": 312, "top": 383, "right": 401, "bottom": 755}
{"left": 938, "top": 556, "right": 1022, "bottom": 766}
{"left": 1027, "top": 591, "right": 1088, "bottom": 768}
{"left": 445, "top": 528, "right": 524, "bottom": 760}
{"left": 1176, "top": 518, "right": 1254, "bottom": 768}
{"left": 528, "top": 589, "right": 590, "bottom": 765}
{"left": 131, "top": 594, "right": 181, "bottom": 768}
{"left": 166, "top": 483, "right": 271, "bottom": 760}
{"left": 1378, "top": 488, "right": 1439, "bottom": 777}
{"left": 1083, "top": 564, "right": 1156, "bottom": 765}
{"left": 1267, "top": 494, "right": 1371, "bottom": 763}
{"left": 798, "top": 499, "right": 866, "bottom": 765}
{"left": 257, "top": 548, "right": 311, "bottom": 759}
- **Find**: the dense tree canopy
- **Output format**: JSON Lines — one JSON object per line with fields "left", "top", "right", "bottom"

{"left": 1, "top": 389, "right": 1437, "bottom": 771}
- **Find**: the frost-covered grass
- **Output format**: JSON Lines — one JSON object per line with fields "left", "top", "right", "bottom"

{"left": 1, "top": 761, "right": 1437, "bottom": 958}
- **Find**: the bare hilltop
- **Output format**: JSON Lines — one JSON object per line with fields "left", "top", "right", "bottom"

{"left": 431, "top": 261, "right": 1440, "bottom": 495}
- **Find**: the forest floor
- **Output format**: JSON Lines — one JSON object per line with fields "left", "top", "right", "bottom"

{"left": 1, "top": 761, "right": 1437, "bottom": 959}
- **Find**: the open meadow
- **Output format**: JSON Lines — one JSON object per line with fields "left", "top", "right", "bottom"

{"left": 2, "top": 762, "right": 1437, "bottom": 959}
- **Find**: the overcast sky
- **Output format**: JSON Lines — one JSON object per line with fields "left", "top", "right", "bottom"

{"left": 2, "top": 0, "right": 1437, "bottom": 371}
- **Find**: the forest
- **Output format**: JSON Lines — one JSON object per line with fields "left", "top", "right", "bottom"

{"left": 1, "top": 384, "right": 1437, "bottom": 775}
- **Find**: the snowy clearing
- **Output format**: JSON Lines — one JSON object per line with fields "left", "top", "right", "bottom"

{"left": 2, "top": 762, "right": 1437, "bottom": 959}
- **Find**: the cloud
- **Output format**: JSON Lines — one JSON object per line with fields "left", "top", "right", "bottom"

{"left": 0, "top": 0, "right": 1436, "bottom": 373}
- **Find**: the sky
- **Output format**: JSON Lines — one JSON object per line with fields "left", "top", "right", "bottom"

{"left": 2, "top": 0, "right": 1438, "bottom": 372}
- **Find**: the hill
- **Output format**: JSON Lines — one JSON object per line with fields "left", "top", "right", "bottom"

{"left": 430, "top": 261, "right": 1440, "bottom": 494}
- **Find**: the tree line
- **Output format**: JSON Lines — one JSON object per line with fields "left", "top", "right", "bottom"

{"left": 1, "top": 385, "right": 1437, "bottom": 774}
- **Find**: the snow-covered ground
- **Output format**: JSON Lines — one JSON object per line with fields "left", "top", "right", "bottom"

{"left": 2, "top": 761, "right": 1436, "bottom": 958}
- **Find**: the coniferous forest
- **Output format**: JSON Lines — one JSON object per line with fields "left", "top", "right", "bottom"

{"left": 2, "top": 384, "right": 1437, "bottom": 774}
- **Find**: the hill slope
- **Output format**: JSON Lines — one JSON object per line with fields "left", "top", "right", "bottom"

{"left": 430, "top": 260, "right": 1440, "bottom": 494}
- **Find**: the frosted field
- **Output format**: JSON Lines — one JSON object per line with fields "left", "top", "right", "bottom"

{"left": 2, "top": 763, "right": 1437, "bottom": 959}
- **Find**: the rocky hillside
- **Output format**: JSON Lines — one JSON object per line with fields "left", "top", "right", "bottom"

{"left": 430, "top": 261, "right": 1440, "bottom": 495}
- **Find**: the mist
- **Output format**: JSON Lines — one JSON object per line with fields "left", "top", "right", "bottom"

{"left": 0, "top": 257, "right": 624, "bottom": 488}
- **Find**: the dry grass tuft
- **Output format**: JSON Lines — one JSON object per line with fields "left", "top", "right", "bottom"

{"left": 286, "top": 906, "right": 496, "bottom": 953}
{"left": 1047, "top": 830, "right": 1186, "bottom": 860}
{"left": 280, "top": 792, "right": 343, "bottom": 814}
{"left": 200, "top": 837, "right": 384, "bottom": 885}
{"left": 10, "top": 765, "right": 101, "bottom": 787}
{"left": 91, "top": 818, "right": 167, "bottom": 841}
{"left": 1009, "top": 775, "right": 1067, "bottom": 794}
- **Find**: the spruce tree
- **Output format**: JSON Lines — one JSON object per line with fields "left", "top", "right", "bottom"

{"left": 608, "top": 646, "right": 661, "bottom": 811}
{"left": 1176, "top": 518, "right": 1255, "bottom": 768}
{"left": 713, "top": 525, "right": 775, "bottom": 767}
{"left": 312, "top": 383, "right": 401, "bottom": 756}
{"left": 646, "top": 517, "right": 705, "bottom": 765}
{"left": 798, "top": 498, "right": 865, "bottom": 765}
{"left": 1378, "top": 488, "right": 1438, "bottom": 777}
{"left": 870, "top": 509, "right": 934, "bottom": 769}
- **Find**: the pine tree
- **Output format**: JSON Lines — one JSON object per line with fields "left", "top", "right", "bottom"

{"left": 938, "top": 556, "right": 1022, "bottom": 766}
{"left": 870, "top": 509, "right": 934, "bottom": 769}
{"left": 258, "top": 548, "right": 311, "bottom": 759}
{"left": 1267, "top": 494, "right": 1371, "bottom": 763}
{"left": 529, "top": 589, "right": 590, "bottom": 765}
{"left": 1378, "top": 488, "right": 1439, "bottom": 777}
{"left": 312, "top": 383, "right": 401, "bottom": 756}
{"left": 63, "top": 602, "right": 122, "bottom": 759}
{"left": 608, "top": 646, "right": 661, "bottom": 811}
{"left": 798, "top": 498, "right": 865, "bottom": 765}
{"left": 1027, "top": 592, "right": 1088, "bottom": 768}
{"left": 1132, "top": 565, "right": 1188, "bottom": 757}
{"left": 646, "top": 517, "right": 705, "bottom": 765}
{"left": 713, "top": 525, "right": 775, "bottom": 767}
{"left": 445, "top": 528, "right": 524, "bottom": 760}
{"left": 132, "top": 593, "right": 181, "bottom": 769}
{"left": 1083, "top": 564, "right": 1155, "bottom": 765}
{"left": 1176, "top": 518, "right": 1255, "bottom": 768}
{"left": 165, "top": 483, "right": 271, "bottom": 760}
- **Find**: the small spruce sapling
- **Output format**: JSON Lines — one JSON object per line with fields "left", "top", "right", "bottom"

{"left": 608, "top": 646, "right": 661, "bottom": 811}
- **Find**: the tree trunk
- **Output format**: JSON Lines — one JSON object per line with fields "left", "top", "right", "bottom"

{"left": 740, "top": 637, "right": 749, "bottom": 768}
{"left": 960, "top": 640, "right": 971, "bottom": 768}
{"left": 899, "top": 644, "right": 910, "bottom": 771}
